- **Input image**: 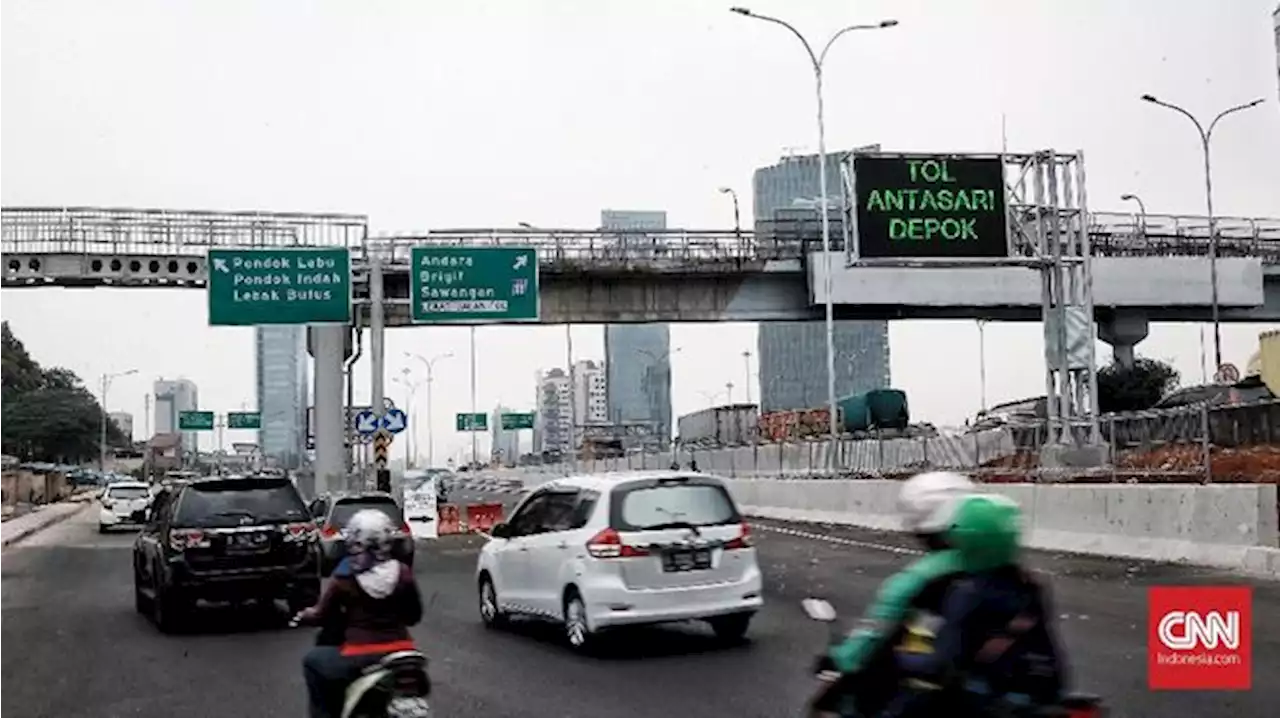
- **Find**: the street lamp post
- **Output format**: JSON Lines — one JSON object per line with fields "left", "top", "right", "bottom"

{"left": 99, "top": 369, "right": 138, "bottom": 471}
{"left": 718, "top": 187, "right": 741, "bottom": 237}
{"left": 742, "top": 350, "right": 753, "bottom": 404}
{"left": 406, "top": 351, "right": 453, "bottom": 468}
{"left": 393, "top": 371, "right": 423, "bottom": 468}
{"left": 1119, "top": 193, "right": 1147, "bottom": 232}
{"left": 731, "top": 7, "right": 898, "bottom": 461}
{"left": 638, "top": 346, "right": 682, "bottom": 447}
{"left": 1139, "top": 94, "right": 1264, "bottom": 372}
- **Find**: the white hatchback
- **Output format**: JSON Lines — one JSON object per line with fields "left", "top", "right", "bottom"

{"left": 98, "top": 481, "right": 152, "bottom": 532}
{"left": 475, "top": 471, "right": 763, "bottom": 651}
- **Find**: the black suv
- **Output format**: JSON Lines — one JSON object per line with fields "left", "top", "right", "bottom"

{"left": 132, "top": 475, "right": 321, "bottom": 632}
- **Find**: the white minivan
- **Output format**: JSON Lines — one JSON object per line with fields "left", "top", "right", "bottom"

{"left": 475, "top": 471, "right": 763, "bottom": 651}
{"left": 98, "top": 481, "right": 152, "bottom": 532}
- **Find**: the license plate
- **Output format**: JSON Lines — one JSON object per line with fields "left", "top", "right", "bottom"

{"left": 227, "top": 532, "right": 270, "bottom": 551}
{"left": 662, "top": 548, "right": 712, "bottom": 573}
{"left": 387, "top": 696, "right": 431, "bottom": 718}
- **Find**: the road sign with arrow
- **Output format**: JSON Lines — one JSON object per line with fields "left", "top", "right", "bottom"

{"left": 381, "top": 408, "right": 408, "bottom": 434}
{"left": 353, "top": 409, "right": 379, "bottom": 437}
{"left": 409, "top": 246, "right": 539, "bottom": 323}
{"left": 206, "top": 248, "right": 352, "bottom": 326}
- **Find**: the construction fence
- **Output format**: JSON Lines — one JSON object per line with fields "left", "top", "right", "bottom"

{"left": 518, "top": 400, "right": 1280, "bottom": 484}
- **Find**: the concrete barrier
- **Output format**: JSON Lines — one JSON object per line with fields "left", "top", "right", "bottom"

{"left": 721, "top": 478, "right": 1280, "bottom": 577}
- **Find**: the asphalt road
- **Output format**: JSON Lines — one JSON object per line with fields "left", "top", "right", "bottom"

{"left": 3, "top": 497, "right": 1277, "bottom": 718}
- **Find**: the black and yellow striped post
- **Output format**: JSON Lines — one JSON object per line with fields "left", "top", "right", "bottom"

{"left": 374, "top": 428, "right": 392, "bottom": 493}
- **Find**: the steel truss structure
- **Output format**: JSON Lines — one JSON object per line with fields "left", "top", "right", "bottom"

{"left": 1, "top": 207, "right": 367, "bottom": 255}
{"left": 836, "top": 150, "right": 1102, "bottom": 451}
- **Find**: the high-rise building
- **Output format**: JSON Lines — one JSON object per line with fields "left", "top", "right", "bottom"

{"left": 534, "top": 368, "right": 572, "bottom": 456}
{"left": 753, "top": 149, "right": 891, "bottom": 412}
{"left": 153, "top": 378, "right": 199, "bottom": 452}
{"left": 600, "top": 209, "right": 674, "bottom": 445}
{"left": 490, "top": 405, "right": 522, "bottom": 465}
{"left": 108, "top": 411, "right": 134, "bottom": 441}
{"left": 604, "top": 324, "right": 672, "bottom": 443}
{"left": 572, "top": 359, "right": 609, "bottom": 425}
{"left": 255, "top": 326, "right": 309, "bottom": 469}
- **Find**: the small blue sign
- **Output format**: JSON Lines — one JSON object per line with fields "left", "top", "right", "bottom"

{"left": 354, "top": 409, "right": 379, "bottom": 437}
{"left": 381, "top": 408, "right": 408, "bottom": 434}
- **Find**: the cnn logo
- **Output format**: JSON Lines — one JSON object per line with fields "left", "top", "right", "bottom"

{"left": 1148, "top": 586, "right": 1251, "bottom": 691}
{"left": 1156, "top": 610, "right": 1240, "bottom": 650}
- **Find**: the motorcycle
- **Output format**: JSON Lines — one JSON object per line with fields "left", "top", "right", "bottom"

{"left": 800, "top": 598, "right": 1107, "bottom": 718}
{"left": 290, "top": 612, "right": 432, "bottom": 718}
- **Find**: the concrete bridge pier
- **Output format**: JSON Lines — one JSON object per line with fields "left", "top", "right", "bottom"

{"left": 309, "top": 325, "right": 351, "bottom": 497}
{"left": 1097, "top": 310, "right": 1150, "bottom": 368}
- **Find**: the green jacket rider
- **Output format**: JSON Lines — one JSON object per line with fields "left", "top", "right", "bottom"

{"left": 827, "top": 471, "right": 980, "bottom": 675}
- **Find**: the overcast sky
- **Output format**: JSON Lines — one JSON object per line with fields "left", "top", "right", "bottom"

{"left": 2, "top": 0, "right": 1278, "bottom": 462}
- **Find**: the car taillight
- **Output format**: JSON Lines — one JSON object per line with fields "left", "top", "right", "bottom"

{"left": 168, "top": 529, "right": 211, "bottom": 551}
{"left": 321, "top": 524, "right": 341, "bottom": 538}
{"left": 723, "top": 522, "right": 753, "bottom": 550}
{"left": 283, "top": 521, "right": 318, "bottom": 543}
{"left": 586, "top": 528, "right": 649, "bottom": 558}
{"left": 400, "top": 522, "right": 412, "bottom": 535}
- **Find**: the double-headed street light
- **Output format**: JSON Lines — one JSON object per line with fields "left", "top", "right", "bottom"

{"left": 731, "top": 7, "right": 898, "bottom": 456}
{"left": 1139, "top": 93, "right": 1264, "bottom": 373}
{"left": 99, "top": 369, "right": 138, "bottom": 471}
{"left": 405, "top": 351, "right": 453, "bottom": 468}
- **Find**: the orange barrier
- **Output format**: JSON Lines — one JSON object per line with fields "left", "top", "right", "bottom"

{"left": 436, "top": 504, "right": 463, "bottom": 535}
{"left": 464, "top": 502, "right": 505, "bottom": 534}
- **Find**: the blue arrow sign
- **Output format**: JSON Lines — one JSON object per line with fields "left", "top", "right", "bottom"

{"left": 381, "top": 408, "right": 408, "bottom": 434}
{"left": 354, "top": 409, "right": 380, "bottom": 437}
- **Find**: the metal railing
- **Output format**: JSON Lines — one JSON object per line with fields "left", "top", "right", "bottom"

{"left": 517, "top": 400, "right": 1279, "bottom": 483}
{"left": 3, "top": 206, "right": 1278, "bottom": 264}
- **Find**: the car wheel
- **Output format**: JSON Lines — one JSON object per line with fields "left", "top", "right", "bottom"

{"left": 563, "top": 590, "right": 595, "bottom": 652}
{"left": 98, "top": 524, "right": 108, "bottom": 534}
{"left": 478, "top": 575, "right": 507, "bottom": 629}
{"left": 708, "top": 612, "right": 753, "bottom": 642}
{"left": 152, "top": 579, "right": 187, "bottom": 634}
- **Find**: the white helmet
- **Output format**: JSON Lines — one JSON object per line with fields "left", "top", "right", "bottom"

{"left": 897, "top": 471, "right": 977, "bottom": 534}
{"left": 343, "top": 508, "right": 397, "bottom": 560}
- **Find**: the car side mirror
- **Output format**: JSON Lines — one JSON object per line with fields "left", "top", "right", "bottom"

{"left": 490, "top": 523, "right": 511, "bottom": 539}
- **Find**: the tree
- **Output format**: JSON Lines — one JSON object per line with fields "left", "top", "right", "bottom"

{"left": 0, "top": 321, "right": 127, "bottom": 462}
{"left": 1096, "top": 357, "right": 1180, "bottom": 414}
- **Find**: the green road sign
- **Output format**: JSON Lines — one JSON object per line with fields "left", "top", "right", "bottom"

{"left": 501, "top": 412, "right": 536, "bottom": 430}
{"left": 207, "top": 248, "right": 352, "bottom": 326}
{"left": 179, "top": 411, "right": 215, "bottom": 431}
{"left": 410, "top": 246, "right": 539, "bottom": 324}
{"left": 227, "top": 411, "right": 262, "bottom": 430}
{"left": 455, "top": 413, "right": 488, "bottom": 432}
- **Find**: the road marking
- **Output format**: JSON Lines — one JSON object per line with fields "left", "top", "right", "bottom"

{"left": 753, "top": 521, "right": 1058, "bottom": 577}
{"left": 753, "top": 522, "right": 924, "bottom": 557}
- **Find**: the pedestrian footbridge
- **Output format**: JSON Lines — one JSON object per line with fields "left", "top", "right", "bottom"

{"left": 3, "top": 207, "right": 1278, "bottom": 335}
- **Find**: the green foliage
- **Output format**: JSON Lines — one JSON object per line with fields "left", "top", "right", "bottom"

{"left": 1096, "top": 357, "right": 1180, "bottom": 414}
{"left": 0, "top": 321, "right": 128, "bottom": 462}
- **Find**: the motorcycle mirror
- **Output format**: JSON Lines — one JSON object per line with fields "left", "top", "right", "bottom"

{"left": 802, "top": 598, "right": 837, "bottom": 622}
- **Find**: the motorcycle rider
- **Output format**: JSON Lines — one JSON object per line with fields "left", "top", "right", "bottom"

{"left": 817, "top": 471, "right": 978, "bottom": 714}
{"left": 890, "top": 494, "right": 1065, "bottom": 715}
{"left": 817, "top": 473, "right": 1064, "bottom": 716}
{"left": 296, "top": 509, "right": 424, "bottom": 718}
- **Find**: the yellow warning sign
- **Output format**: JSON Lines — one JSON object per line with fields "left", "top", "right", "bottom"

{"left": 373, "top": 429, "right": 392, "bottom": 469}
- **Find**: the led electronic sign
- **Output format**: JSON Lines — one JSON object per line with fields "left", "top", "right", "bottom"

{"left": 853, "top": 155, "right": 1009, "bottom": 259}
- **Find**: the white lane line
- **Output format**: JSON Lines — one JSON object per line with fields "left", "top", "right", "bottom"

{"left": 753, "top": 522, "right": 924, "bottom": 557}
{"left": 753, "top": 521, "right": 1058, "bottom": 577}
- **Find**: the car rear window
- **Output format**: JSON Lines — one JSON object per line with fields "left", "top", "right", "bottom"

{"left": 612, "top": 480, "right": 740, "bottom": 531}
{"left": 107, "top": 486, "right": 150, "bottom": 501}
{"left": 174, "top": 478, "right": 308, "bottom": 527}
{"left": 330, "top": 498, "right": 403, "bottom": 528}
